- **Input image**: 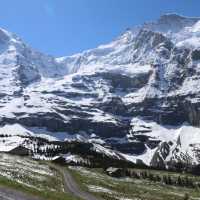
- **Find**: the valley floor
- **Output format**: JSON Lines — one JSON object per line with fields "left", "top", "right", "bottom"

{"left": 0, "top": 154, "right": 80, "bottom": 200}
{"left": 1, "top": 154, "right": 200, "bottom": 200}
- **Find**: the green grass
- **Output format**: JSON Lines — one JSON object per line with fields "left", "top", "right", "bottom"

{"left": 0, "top": 154, "right": 65, "bottom": 192}
{"left": 0, "top": 175, "right": 81, "bottom": 200}
{"left": 69, "top": 167, "right": 200, "bottom": 200}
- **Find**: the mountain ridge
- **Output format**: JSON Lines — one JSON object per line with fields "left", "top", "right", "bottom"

{"left": 0, "top": 13, "right": 200, "bottom": 169}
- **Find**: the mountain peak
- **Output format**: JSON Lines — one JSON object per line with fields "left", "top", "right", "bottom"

{"left": 159, "top": 13, "right": 186, "bottom": 21}
{"left": 158, "top": 13, "right": 200, "bottom": 24}
{"left": 140, "top": 13, "right": 200, "bottom": 38}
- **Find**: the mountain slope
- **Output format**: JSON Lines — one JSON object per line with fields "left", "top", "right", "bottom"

{"left": 0, "top": 14, "right": 200, "bottom": 169}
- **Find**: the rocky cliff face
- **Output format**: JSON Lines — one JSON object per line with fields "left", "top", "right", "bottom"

{"left": 0, "top": 14, "right": 200, "bottom": 168}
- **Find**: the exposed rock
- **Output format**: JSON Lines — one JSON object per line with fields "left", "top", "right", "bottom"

{"left": 192, "top": 48, "right": 200, "bottom": 60}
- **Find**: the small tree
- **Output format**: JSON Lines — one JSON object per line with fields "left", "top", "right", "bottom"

{"left": 183, "top": 193, "right": 189, "bottom": 200}
{"left": 177, "top": 176, "right": 183, "bottom": 186}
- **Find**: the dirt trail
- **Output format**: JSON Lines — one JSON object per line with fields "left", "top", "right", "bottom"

{"left": 61, "top": 168, "right": 104, "bottom": 200}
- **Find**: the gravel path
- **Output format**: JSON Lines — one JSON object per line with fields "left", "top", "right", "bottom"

{"left": 62, "top": 169, "right": 103, "bottom": 200}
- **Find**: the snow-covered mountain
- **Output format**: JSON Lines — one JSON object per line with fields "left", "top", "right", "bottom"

{"left": 1, "top": 14, "right": 200, "bottom": 169}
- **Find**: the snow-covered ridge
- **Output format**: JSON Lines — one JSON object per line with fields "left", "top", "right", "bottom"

{"left": 1, "top": 13, "right": 200, "bottom": 78}
{"left": 0, "top": 27, "right": 68, "bottom": 85}
{"left": 56, "top": 14, "right": 200, "bottom": 75}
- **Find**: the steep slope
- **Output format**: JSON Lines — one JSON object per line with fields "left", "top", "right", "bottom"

{"left": 0, "top": 14, "right": 200, "bottom": 169}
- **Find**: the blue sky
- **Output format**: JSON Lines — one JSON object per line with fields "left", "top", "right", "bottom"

{"left": 0, "top": 0, "right": 199, "bottom": 56}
